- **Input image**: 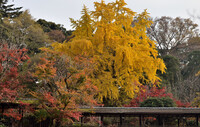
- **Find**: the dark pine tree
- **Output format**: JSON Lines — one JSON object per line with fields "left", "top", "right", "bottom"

{"left": 0, "top": 0, "right": 22, "bottom": 18}
{"left": 37, "top": 19, "right": 73, "bottom": 39}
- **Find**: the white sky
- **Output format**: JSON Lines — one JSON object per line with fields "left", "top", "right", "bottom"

{"left": 10, "top": 0, "right": 200, "bottom": 30}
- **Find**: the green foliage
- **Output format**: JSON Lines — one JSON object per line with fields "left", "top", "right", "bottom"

{"left": 34, "top": 109, "right": 50, "bottom": 122}
{"left": 140, "top": 97, "right": 164, "bottom": 107}
{"left": 37, "top": 19, "right": 72, "bottom": 38}
{"left": 160, "top": 55, "right": 180, "bottom": 82}
{"left": 1, "top": 10, "right": 49, "bottom": 55}
{"left": 19, "top": 99, "right": 39, "bottom": 104}
{"left": 140, "top": 97, "right": 176, "bottom": 107}
{"left": 0, "top": 124, "right": 6, "bottom": 127}
{"left": 160, "top": 97, "right": 176, "bottom": 107}
{"left": 163, "top": 56, "right": 180, "bottom": 75}
{"left": 182, "top": 51, "right": 200, "bottom": 78}
{"left": 159, "top": 55, "right": 182, "bottom": 94}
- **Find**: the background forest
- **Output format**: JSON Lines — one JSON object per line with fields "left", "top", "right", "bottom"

{"left": 0, "top": 0, "right": 200, "bottom": 126}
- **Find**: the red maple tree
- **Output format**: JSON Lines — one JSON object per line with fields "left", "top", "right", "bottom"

{"left": 0, "top": 43, "right": 30, "bottom": 120}
{"left": 125, "top": 85, "right": 190, "bottom": 107}
{"left": 0, "top": 43, "right": 29, "bottom": 101}
{"left": 31, "top": 48, "right": 98, "bottom": 126}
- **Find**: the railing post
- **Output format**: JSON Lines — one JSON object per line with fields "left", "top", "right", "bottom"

{"left": 178, "top": 117, "right": 180, "bottom": 127}
{"left": 81, "top": 116, "right": 83, "bottom": 127}
{"left": 197, "top": 115, "right": 199, "bottom": 127}
{"left": 101, "top": 115, "right": 104, "bottom": 127}
{"left": 162, "top": 117, "right": 165, "bottom": 127}
{"left": 183, "top": 117, "right": 185, "bottom": 127}
{"left": 139, "top": 115, "right": 142, "bottom": 127}
{"left": 119, "top": 115, "right": 122, "bottom": 127}
{"left": 21, "top": 109, "right": 24, "bottom": 127}
{"left": 158, "top": 115, "right": 162, "bottom": 126}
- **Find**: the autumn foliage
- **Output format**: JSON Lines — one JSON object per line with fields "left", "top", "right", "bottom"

{"left": 125, "top": 86, "right": 190, "bottom": 107}
{"left": 1, "top": 0, "right": 198, "bottom": 126}
{"left": 31, "top": 48, "right": 98, "bottom": 125}
{"left": 52, "top": 0, "right": 166, "bottom": 102}
{"left": 0, "top": 43, "right": 30, "bottom": 121}
{"left": 0, "top": 43, "right": 29, "bottom": 102}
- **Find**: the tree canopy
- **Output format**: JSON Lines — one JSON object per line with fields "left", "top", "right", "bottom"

{"left": 147, "top": 16, "right": 198, "bottom": 56}
{"left": 1, "top": 10, "right": 49, "bottom": 55}
{"left": 51, "top": 0, "right": 166, "bottom": 101}
{"left": 1, "top": 0, "right": 200, "bottom": 126}
{"left": 37, "top": 19, "right": 73, "bottom": 40}
{"left": 0, "top": 0, "right": 22, "bottom": 18}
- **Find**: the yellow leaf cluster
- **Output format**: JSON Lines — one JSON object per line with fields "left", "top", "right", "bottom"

{"left": 196, "top": 71, "right": 200, "bottom": 76}
{"left": 52, "top": 0, "right": 166, "bottom": 101}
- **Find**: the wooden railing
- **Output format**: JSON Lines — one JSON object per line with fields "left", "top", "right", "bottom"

{"left": 81, "top": 107, "right": 200, "bottom": 127}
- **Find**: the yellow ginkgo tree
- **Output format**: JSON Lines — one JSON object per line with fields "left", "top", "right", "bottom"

{"left": 52, "top": 0, "right": 166, "bottom": 102}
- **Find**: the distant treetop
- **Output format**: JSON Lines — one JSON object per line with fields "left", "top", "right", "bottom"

{"left": 0, "top": 0, "right": 22, "bottom": 18}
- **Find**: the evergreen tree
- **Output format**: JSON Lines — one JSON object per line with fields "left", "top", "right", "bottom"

{"left": 37, "top": 19, "right": 73, "bottom": 38}
{"left": 0, "top": 0, "right": 22, "bottom": 18}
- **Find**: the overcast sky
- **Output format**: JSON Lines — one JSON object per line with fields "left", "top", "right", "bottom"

{"left": 10, "top": 0, "right": 200, "bottom": 30}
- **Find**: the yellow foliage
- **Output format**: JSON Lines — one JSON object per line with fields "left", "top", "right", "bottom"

{"left": 196, "top": 71, "right": 200, "bottom": 76}
{"left": 52, "top": 0, "right": 166, "bottom": 101}
{"left": 70, "top": 5, "right": 93, "bottom": 40}
{"left": 192, "top": 93, "right": 200, "bottom": 107}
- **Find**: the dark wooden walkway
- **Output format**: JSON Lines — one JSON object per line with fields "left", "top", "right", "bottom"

{"left": 81, "top": 107, "right": 200, "bottom": 127}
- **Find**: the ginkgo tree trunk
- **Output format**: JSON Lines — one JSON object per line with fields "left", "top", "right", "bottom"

{"left": 52, "top": 0, "right": 166, "bottom": 102}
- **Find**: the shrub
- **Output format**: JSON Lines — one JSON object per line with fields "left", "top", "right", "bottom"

{"left": 140, "top": 97, "right": 176, "bottom": 107}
